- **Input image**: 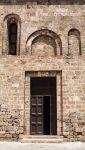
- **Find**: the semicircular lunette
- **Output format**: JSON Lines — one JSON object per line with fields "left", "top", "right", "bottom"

{"left": 26, "top": 29, "right": 62, "bottom": 57}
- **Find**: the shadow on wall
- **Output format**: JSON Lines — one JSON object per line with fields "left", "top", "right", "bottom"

{"left": 0, "top": 0, "right": 85, "bottom": 5}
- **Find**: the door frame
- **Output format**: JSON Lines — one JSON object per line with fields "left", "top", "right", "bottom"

{"left": 24, "top": 71, "right": 63, "bottom": 136}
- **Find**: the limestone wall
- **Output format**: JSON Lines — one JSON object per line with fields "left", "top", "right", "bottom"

{"left": 0, "top": 3, "right": 84, "bottom": 141}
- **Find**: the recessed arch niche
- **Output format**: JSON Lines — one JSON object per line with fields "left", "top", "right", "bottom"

{"left": 26, "top": 29, "right": 62, "bottom": 57}
{"left": 68, "top": 28, "right": 81, "bottom": 55}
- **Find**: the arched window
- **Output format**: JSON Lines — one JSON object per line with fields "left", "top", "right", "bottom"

{"left": 3, "top": 14, "right": 21, "bottom": 55}
{"left": 8, "top": 22, "right": 17, "bottom": 55}
{"left": 68, "top": 28, "right": 81, "bottom": 55}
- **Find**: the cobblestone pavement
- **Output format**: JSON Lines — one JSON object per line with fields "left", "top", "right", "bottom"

{"left": 0, "top": 142, "right": 85, "bottom": 150}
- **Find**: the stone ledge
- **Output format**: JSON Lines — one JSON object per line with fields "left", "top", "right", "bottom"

{"left": 19, "top": 135, "right": 64, "bottom": 143}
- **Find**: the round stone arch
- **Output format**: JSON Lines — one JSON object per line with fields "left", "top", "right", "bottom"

{"left": 3, "top": 13, "right": 21, "bottom": 55}
{"left": 26, "top": 29, "right": 62, "bottom": 56}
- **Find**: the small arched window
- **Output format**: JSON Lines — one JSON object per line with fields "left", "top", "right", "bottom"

{"left": 3, "top": 14, "right": 21, "bottom": 56}
{"left": 8, "top": 22, "right": 17, "bottom": 55}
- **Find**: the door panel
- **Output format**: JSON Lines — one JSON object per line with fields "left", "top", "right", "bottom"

{"left": 37, "top": 96, "right": 43, "bottom": 135}
{"left": 30, "top": 96, "right": 43, "bottom": 135}
{"left": 31, "top": 124, "right": 36, "bottom": 134}
{"left": 37, "top": 96, "right": 43, "bottom": 104}
{"left": 30, "top": 95, "right": 56, "bottom": 135}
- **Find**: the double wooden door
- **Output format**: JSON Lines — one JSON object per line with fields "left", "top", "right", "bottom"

{"left": 30, "top": 95, "right": 56, "bottom": 135}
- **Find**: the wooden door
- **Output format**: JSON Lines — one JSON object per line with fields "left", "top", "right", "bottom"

{"left": 30, "top": 96, "right": 43, "bottom": 135}
{"left": 30, "top": 95, "right": 56, "bottom": 135}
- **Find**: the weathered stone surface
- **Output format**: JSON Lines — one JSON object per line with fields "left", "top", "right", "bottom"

{"left": 0, "top": 1, "right": 84, "bottom": 142}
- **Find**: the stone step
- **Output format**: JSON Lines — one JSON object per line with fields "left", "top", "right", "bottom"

{"left": 19, "top": 134, "right": 63, "bottom": 139}
{"left": 19, "top": 135, "right": 64, "bottom": 143}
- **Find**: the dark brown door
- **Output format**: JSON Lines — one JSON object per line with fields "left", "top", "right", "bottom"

{"left": 30, "top": 77, "right": 57, "bottom": 135}
{"left": 30, "top": 96, "right": 43, "bottom": 135}
{"left": 30, "top": 95, "right": 56, "bottom": 135}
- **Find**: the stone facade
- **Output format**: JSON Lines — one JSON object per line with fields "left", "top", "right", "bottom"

{"left": 0, "top": 0, "right": 85, "bottom": 142}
